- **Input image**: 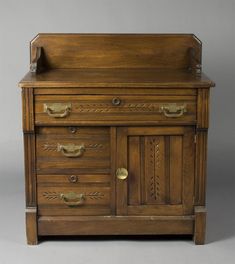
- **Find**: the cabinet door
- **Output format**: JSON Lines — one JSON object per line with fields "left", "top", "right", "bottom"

{"left": 116, "top": 127, "right": 195, "bottom": 216}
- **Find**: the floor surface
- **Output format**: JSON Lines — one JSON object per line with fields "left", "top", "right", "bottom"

{"left": 0, "top": 173, "right": 234, "bottom": 264}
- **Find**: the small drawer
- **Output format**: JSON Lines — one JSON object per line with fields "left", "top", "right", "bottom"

{"left": 36, "top": 127, "right": 110, "bottom": 174}
{"left": 35, "top": 95, "right": 197, "bottom": 125}
{"left": 37, "top": 186, "right": 111, "bottom": 216}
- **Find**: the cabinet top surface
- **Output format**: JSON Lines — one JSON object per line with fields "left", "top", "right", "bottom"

{"left": 19, "top": 68, "right": 214, "bottom": 88}
{"left": 19, "top": 33, "right": 214, "bottom": 88}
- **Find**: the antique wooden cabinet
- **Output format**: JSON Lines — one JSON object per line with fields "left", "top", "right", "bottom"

{"left": 19, "top": 34, "right": 215, "bottom": 245}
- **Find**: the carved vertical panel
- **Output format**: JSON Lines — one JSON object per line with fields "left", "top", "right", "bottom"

{"left": 144, "top": 136, "right": 166, "bottom": 204}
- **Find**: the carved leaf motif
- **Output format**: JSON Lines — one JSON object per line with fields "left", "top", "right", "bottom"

{"left": 87, "top": 143, "right": 104, "bottom": 149}
{"left": 42, "top": 143, "right": 104, "bottom": 152}
{"left": 75, "top": 103, "right": 158, "bottom": 113}
{"left": 43, "top": 192, "right": 59, "bottom": 200}
{"left": 85, "top": 192, "right": 104, "bottom": 200}
{"left": 42, "top": 191, "right": 104, "bottom": 201}
{"left": 149, "top": 137, "right": 160, "bottom": 200}
{"left": 42, "top": 143, "right": 57, "bottom": 152}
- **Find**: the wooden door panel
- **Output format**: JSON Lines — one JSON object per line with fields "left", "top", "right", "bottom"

{"left": 128, "top": 136, "right": 141, "bottom": 205}
{"left": 169, "top": 136, "right": 183, "bottom": 204}
{"left": 117, "top": 126, "right": 195, "bottom": 216}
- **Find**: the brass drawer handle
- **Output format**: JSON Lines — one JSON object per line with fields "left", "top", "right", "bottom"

{"left": 116, "top": 168, "right": 128, "bottom": 180}
{"left": 44, "top": 103, "right": 71, "bottom": 118}
{"left": 57, "top": 143, "right": 85, "bottom": 158}
{"left": 159, "top": 103, "right": 187, "bottom": 118}
{"left": 112, "top": 97, "right": 121, "bottom": 106}
{"left": 60, "top": 192, "right": 85, "bottom": 207}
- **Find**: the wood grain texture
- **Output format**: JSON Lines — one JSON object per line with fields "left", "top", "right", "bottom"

{"left": 34, "top": 88, "right": 197, "bottom": 95}
{"left": 19, "top": 69, "right": 214, "bottom": 88}
{"left": 110, "top": 127, "right": 117, "bottom": 215}
{"left": 116, "top": 128, "right": 128, "bottom": 215}
{"left": 37, "top": 174, "right": 111, "bottom": 185}
{"left": 22, "top": 88, "right": 34, "bottom": 132}
{"left": 169, "top": 136, "right": 183, "bottom": 204}
{"left": 195, "top": 130, "right": 208, "bottom": 205}
{"left": 182, "top": 129, "right": 195, "bottom": 215}
{"left": 30, "top": 34, "right": 201, "bottom": 69}
{"left": 26, "top": 208, "right": 38, "bottom": 245}
{"left": 24, "top": 133, "right": 36, "bottom": 207}
{"left": 194, "top": 206, "right": 207, "bottom": 245}
{"left": 34, "top": 94, "right": 196, "bottom": 125}
{"left": 189, "top": 36, "right": 202, "bottom": 74}
{"left": 38, "top": 215, "right": 194, "bottom": 236}
{"left": 36, "top": 127, "right": 110, "bottom": 174}
{"left": 128, "top": 136, "right": 141, "bottom": 205}
{"left": 197, "top": 88, "right": 210, "bottom": 128}
{"left": 117, "top": 127, "right": 195, "bottom": 216}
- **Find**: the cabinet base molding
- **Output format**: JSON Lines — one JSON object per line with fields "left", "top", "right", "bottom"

{"left": 194, "top": 206, "right": 207, "bottom": 245}
{"left": 26, "top": 208, "right": 38, "bottom": 245}
{"left": 38, "top": 216, "right": 194, "bottom": 236}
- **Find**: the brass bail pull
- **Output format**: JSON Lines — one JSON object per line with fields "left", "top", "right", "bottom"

{"left": 159, "top": 103, "right": 187, "bottom": 118}
{"left": 60, "top": 192, "right": 85, "bottom": 207}
{"left": 44, "top": 103, "right": 71, "bottom": 118}
{"left": 57, "top": 143, "right": 85, "bottom": 158}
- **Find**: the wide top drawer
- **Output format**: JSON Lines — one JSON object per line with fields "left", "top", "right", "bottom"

{"left": 35, "top": 95, "right": 196, "bottom": 125}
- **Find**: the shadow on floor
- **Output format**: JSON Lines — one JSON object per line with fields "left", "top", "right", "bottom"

{"left": 206, "top": 184, "right": 235, "bottom": 243}
{"left": 39, "top": 235, "right": 193, "bottom": 244}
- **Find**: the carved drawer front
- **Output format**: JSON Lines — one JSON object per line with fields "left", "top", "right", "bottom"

{"left": 37, "top": 186, "right": 111, "bottom": 216}
{"left": 35, "top": 95, "right": 196, "bottom": 124}
{"left": 36, "top": 127, "right": 110, "bottom": 174}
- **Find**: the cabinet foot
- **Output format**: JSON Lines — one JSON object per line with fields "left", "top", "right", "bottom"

{"left": 194, "top": 206, "right": 206, "bottom": 245}
{"left": 26, "top": 208, "right": 38, "bottom": 245}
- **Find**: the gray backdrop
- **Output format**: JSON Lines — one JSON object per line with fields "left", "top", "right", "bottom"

{"left": 0, "top": 0, "right": 234, "bottom": 263}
